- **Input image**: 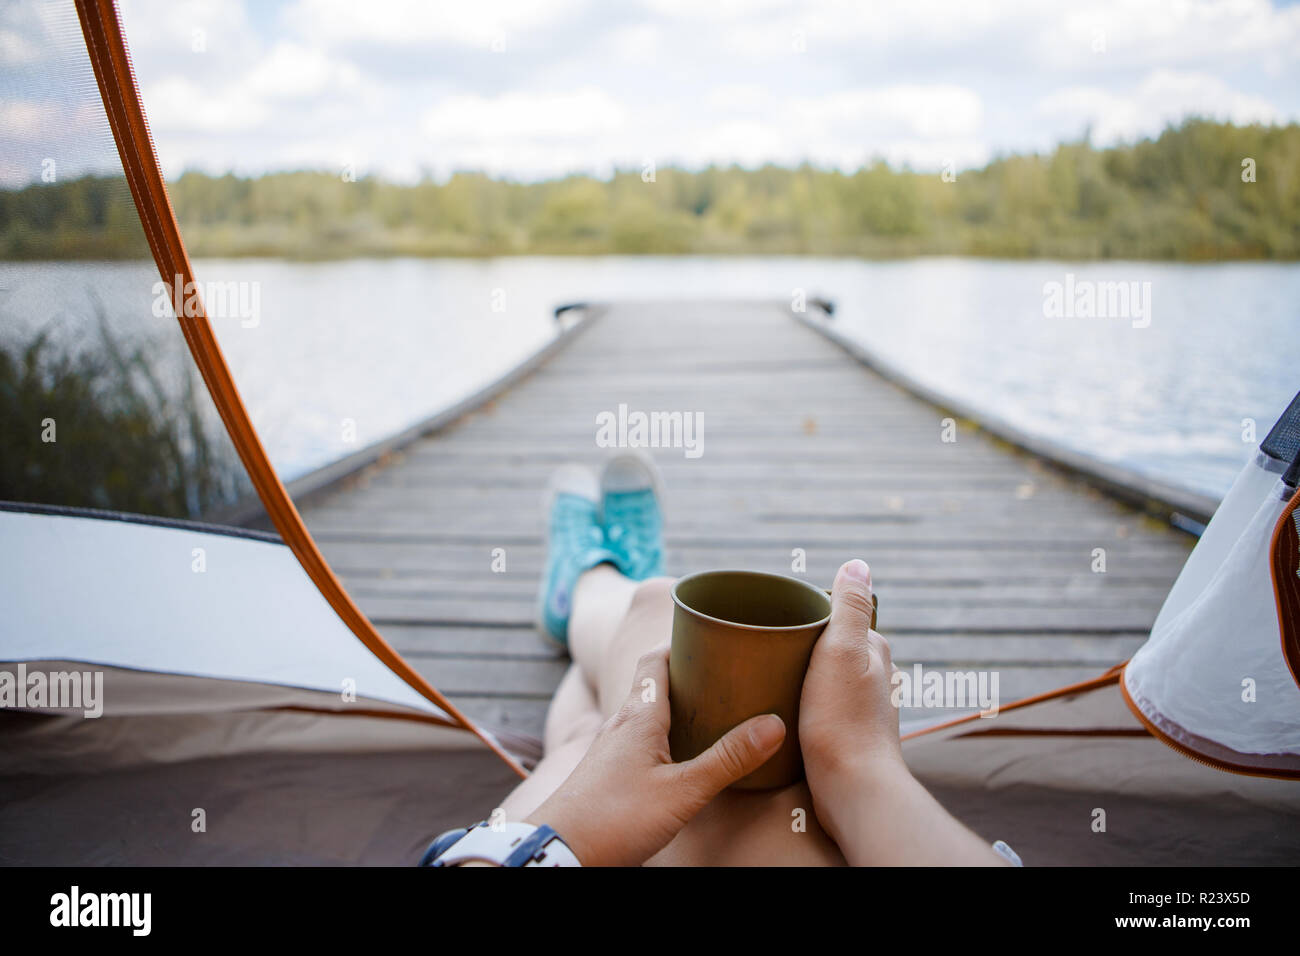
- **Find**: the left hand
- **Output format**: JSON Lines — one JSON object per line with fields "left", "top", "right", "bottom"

{"left": 524, "top": 644, "right": 787, "bottom": 866}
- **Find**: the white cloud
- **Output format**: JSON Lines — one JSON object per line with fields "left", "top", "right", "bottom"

{"left": 416, "top": 88, "right": 627, "bottom": 178}
{"left": 422, "top": 88, "right": 626, "bottom": 141}
{"left": 118, "top": 0, "right": 262, "bottom": 63}
{"left": 643, "top": 0, "right": 1039, "bottom": 58}
{"left": 805, "top": 86, "right": 983, "bottom": 140}
{"left": 0, "top": 102, "right": 58, "bottom": 141}
{"left": 245, "top": 43, "right": 361, "bottom": 100}
{"left": 283, "top": 0, "right": 588, "bottom": 49}
{"left": 667, "top": 85, "right": 984, "bottom": 170}
{"left": 1037, "top": 70, "right": 1281, "bottom": 145}
{"left": 643, "top": 0, "right": 1300, "bottom": 70}
{"left": 1049, "top": 0, "right": 1300, "bottom": 70}
{"left": 0, "top": 27, "right": 39, "bottom": 65}
{"left": 410, "top": 82, "right": 982, "bottom": 176}
{"left": 142, "top": 76, "right": 271, "bottom": 133}
{"left": 605, "top": 23, "right": 664, "bottom": 66}
{"left": 96, "top": 0, "right": 1300, "bottom": 181}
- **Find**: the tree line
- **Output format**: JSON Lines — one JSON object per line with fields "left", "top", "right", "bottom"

{"left": 2, "top": 119, "right": 1297, "bottom": 261}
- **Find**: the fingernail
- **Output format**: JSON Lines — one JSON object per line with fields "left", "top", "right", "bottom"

{"left": 843, "top": 559, "right": 870, "bottom": 583}
{"left": 749, "top": 714, "right": 785, "bottom": 751}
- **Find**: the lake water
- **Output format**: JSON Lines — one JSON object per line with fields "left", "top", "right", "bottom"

{"left": 6, "top": 256, "right": 1298, "bottom": 502}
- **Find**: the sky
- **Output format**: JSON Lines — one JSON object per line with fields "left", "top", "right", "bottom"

{"left": 5, "top": 0, "right": 1300, "bottom": 185}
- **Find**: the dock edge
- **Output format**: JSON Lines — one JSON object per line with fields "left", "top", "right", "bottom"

{"left": 791, "top": 305, "right": 1218, "bottom": 534}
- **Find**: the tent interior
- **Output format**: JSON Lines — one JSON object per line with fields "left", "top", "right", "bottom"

{"left": 1, "top": 0, "right": 1298, "bottom": 865}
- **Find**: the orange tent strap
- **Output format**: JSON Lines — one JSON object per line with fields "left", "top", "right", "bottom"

{"left": 75, "top": 0, "right": 527, "bottom": 779}
{"left": 1269, "top": 484, "right": 1300, "bottom": 691}
{"left": 899, "top": 664, "right": 1126, "bottom": 742}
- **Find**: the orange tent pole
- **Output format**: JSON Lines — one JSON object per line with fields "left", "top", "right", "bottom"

{"left": 75, "top": 0, "right": 527, "bottom": 779}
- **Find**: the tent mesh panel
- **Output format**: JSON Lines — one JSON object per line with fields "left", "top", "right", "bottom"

{"left": 1263, "top": 390, "right": 1300, "bottom": 473}
{"left": 0, "top": 0, "right": 273, "bottom": 530}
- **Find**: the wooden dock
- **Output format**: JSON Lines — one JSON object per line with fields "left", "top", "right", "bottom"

{"left": 298, "top": 301, "right": 1196, "bottom": 740}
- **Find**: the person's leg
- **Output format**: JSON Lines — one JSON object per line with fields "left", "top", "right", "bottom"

{"left": 566, "top": 563, "right": 639, "bottom": 693}
{"left": 535, "top": 561, "right": 672, "bottom": 748}
{"left": 543, "top": 661, "right": 604, "bottom": 753}
{"left": 578, "top": 571, "right": 678, "bottom": 716}
{"left": 511, "top": 455, "right": 842, "bottom": 863}
{"left": 547, "top": 563, "right": 686, "bottom": 719}
{"left": 498, "top": 563, "right": 648, "bottom": 821}
{"left": 497, "top": 661, "right": 602, "bottom": 820}
{"left": 514, "top": 453, "right": 658, "bottom": 819}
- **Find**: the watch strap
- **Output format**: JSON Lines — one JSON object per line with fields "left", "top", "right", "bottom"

{"left": 422, "top": 821, "right": 582, "bottom": 867}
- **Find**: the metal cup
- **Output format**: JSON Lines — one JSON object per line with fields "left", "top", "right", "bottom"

{"left": 668, "top": 569, "right": 833, "bottom": 790}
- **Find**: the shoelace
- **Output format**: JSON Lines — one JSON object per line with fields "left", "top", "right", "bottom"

{"left": 605, "top": 493, "right": 661, "bottom": 572}
{"left": 552, "top": 496, "right": 603, "bottom": 552}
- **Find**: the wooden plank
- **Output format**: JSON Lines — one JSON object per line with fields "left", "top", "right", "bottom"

{"left": 300, "top": 475, "right": 1121, "bottom": 499}
{"left": 354, "top": 595, "right": 1166, "bottom": 632}
{"left": 346, "top": 576, "right": 1176, "bottom": 608}
{"left": 885, "top": 633, "right": 1146, "bottom": 665}
{"left": 308, "top": 516, "right": 1169, "bottom": 541}
{"left": 404, "top": 655, "right": 569, "bottom": 697}
{"left": 316, "top": 542, "right": 1189, "bottom": 575}
{"left": 446, "top": 696, "right": 552, "bottom": 735}
{"left": 381, "top": 624, "right": 1144, "bottom": 666}
{"left": 381, "top": 624, "right": 562, "bottom": 658}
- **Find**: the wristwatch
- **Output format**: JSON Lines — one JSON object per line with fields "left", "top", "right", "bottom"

{"left": 418, "top": 821, "right": 582, "bottom": 867}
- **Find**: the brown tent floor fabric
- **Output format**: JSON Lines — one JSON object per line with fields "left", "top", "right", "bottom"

{"left": 0, "top": 746, "right": 519, "bottom": 866}
{"left": 904, "top": 680, "right": 1300, "bottom": 864}
{"left": 5, "top": 715, "right": 1297, "bottom": 865}
{"left": 0, "top": 708, "right": 521, "bottom": 865}
{"left": 925, "top": 783, "right": 1300, "bottom": 866}
{"left": 0, "top": 662, "right": 542, "bottom": 770}
{"left": 904, "top": 678, "right": 1299, "bottom": 800}
{"left": 5, "top": 676, "right": 1299, "bottom": 864}
{"left": 0, "top": 705, "right": 487, "bottom": 778}
{"left": 0, "top": 674, "right": 524, "bottom": 864}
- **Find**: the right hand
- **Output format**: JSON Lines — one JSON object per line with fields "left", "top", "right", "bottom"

{"left": 799, "top": 559, "right": 904, "bottom": 807}
{"left": 525, "top": 645, "right": 786, "bottom": 866}
{"left": 798, "top": 559, "right": 1012, "bottom": 866}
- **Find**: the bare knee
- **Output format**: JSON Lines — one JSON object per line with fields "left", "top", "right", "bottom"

{"left": 628, "top": 576, "right": 676, "bottom": 615}
{"left": 597, "top": 575, "right": 678, "bottom": 714}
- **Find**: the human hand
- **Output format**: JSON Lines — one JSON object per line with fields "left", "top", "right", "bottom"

{"left": 797, "top": 559, "right": 1011, "bottom": 866}
{"left": 525, "top": 645, "right": 786, "bottom": 866}
{"left": 798, "top": 559, "right": 907, "bottom": 832}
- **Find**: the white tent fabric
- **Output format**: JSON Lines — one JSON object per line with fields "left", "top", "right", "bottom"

{"left": 902, "top": 676, "right": 1300, "bottom": 865}
{"left": 1151, "top": 450, "right": 1289, "bottom": 633}
{"left": 0, "top": 509, "right": 449, "bottom": 722}
{"left": 1125, "top": 452, "right": 1300, "bottom": 758}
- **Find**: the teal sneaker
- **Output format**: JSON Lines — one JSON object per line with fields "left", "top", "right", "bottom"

{"left": 537, "top": 465, "right": 618, "bottom": 648}
{"left": 600, "top": 452, "right": 666, "bottom": 581}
